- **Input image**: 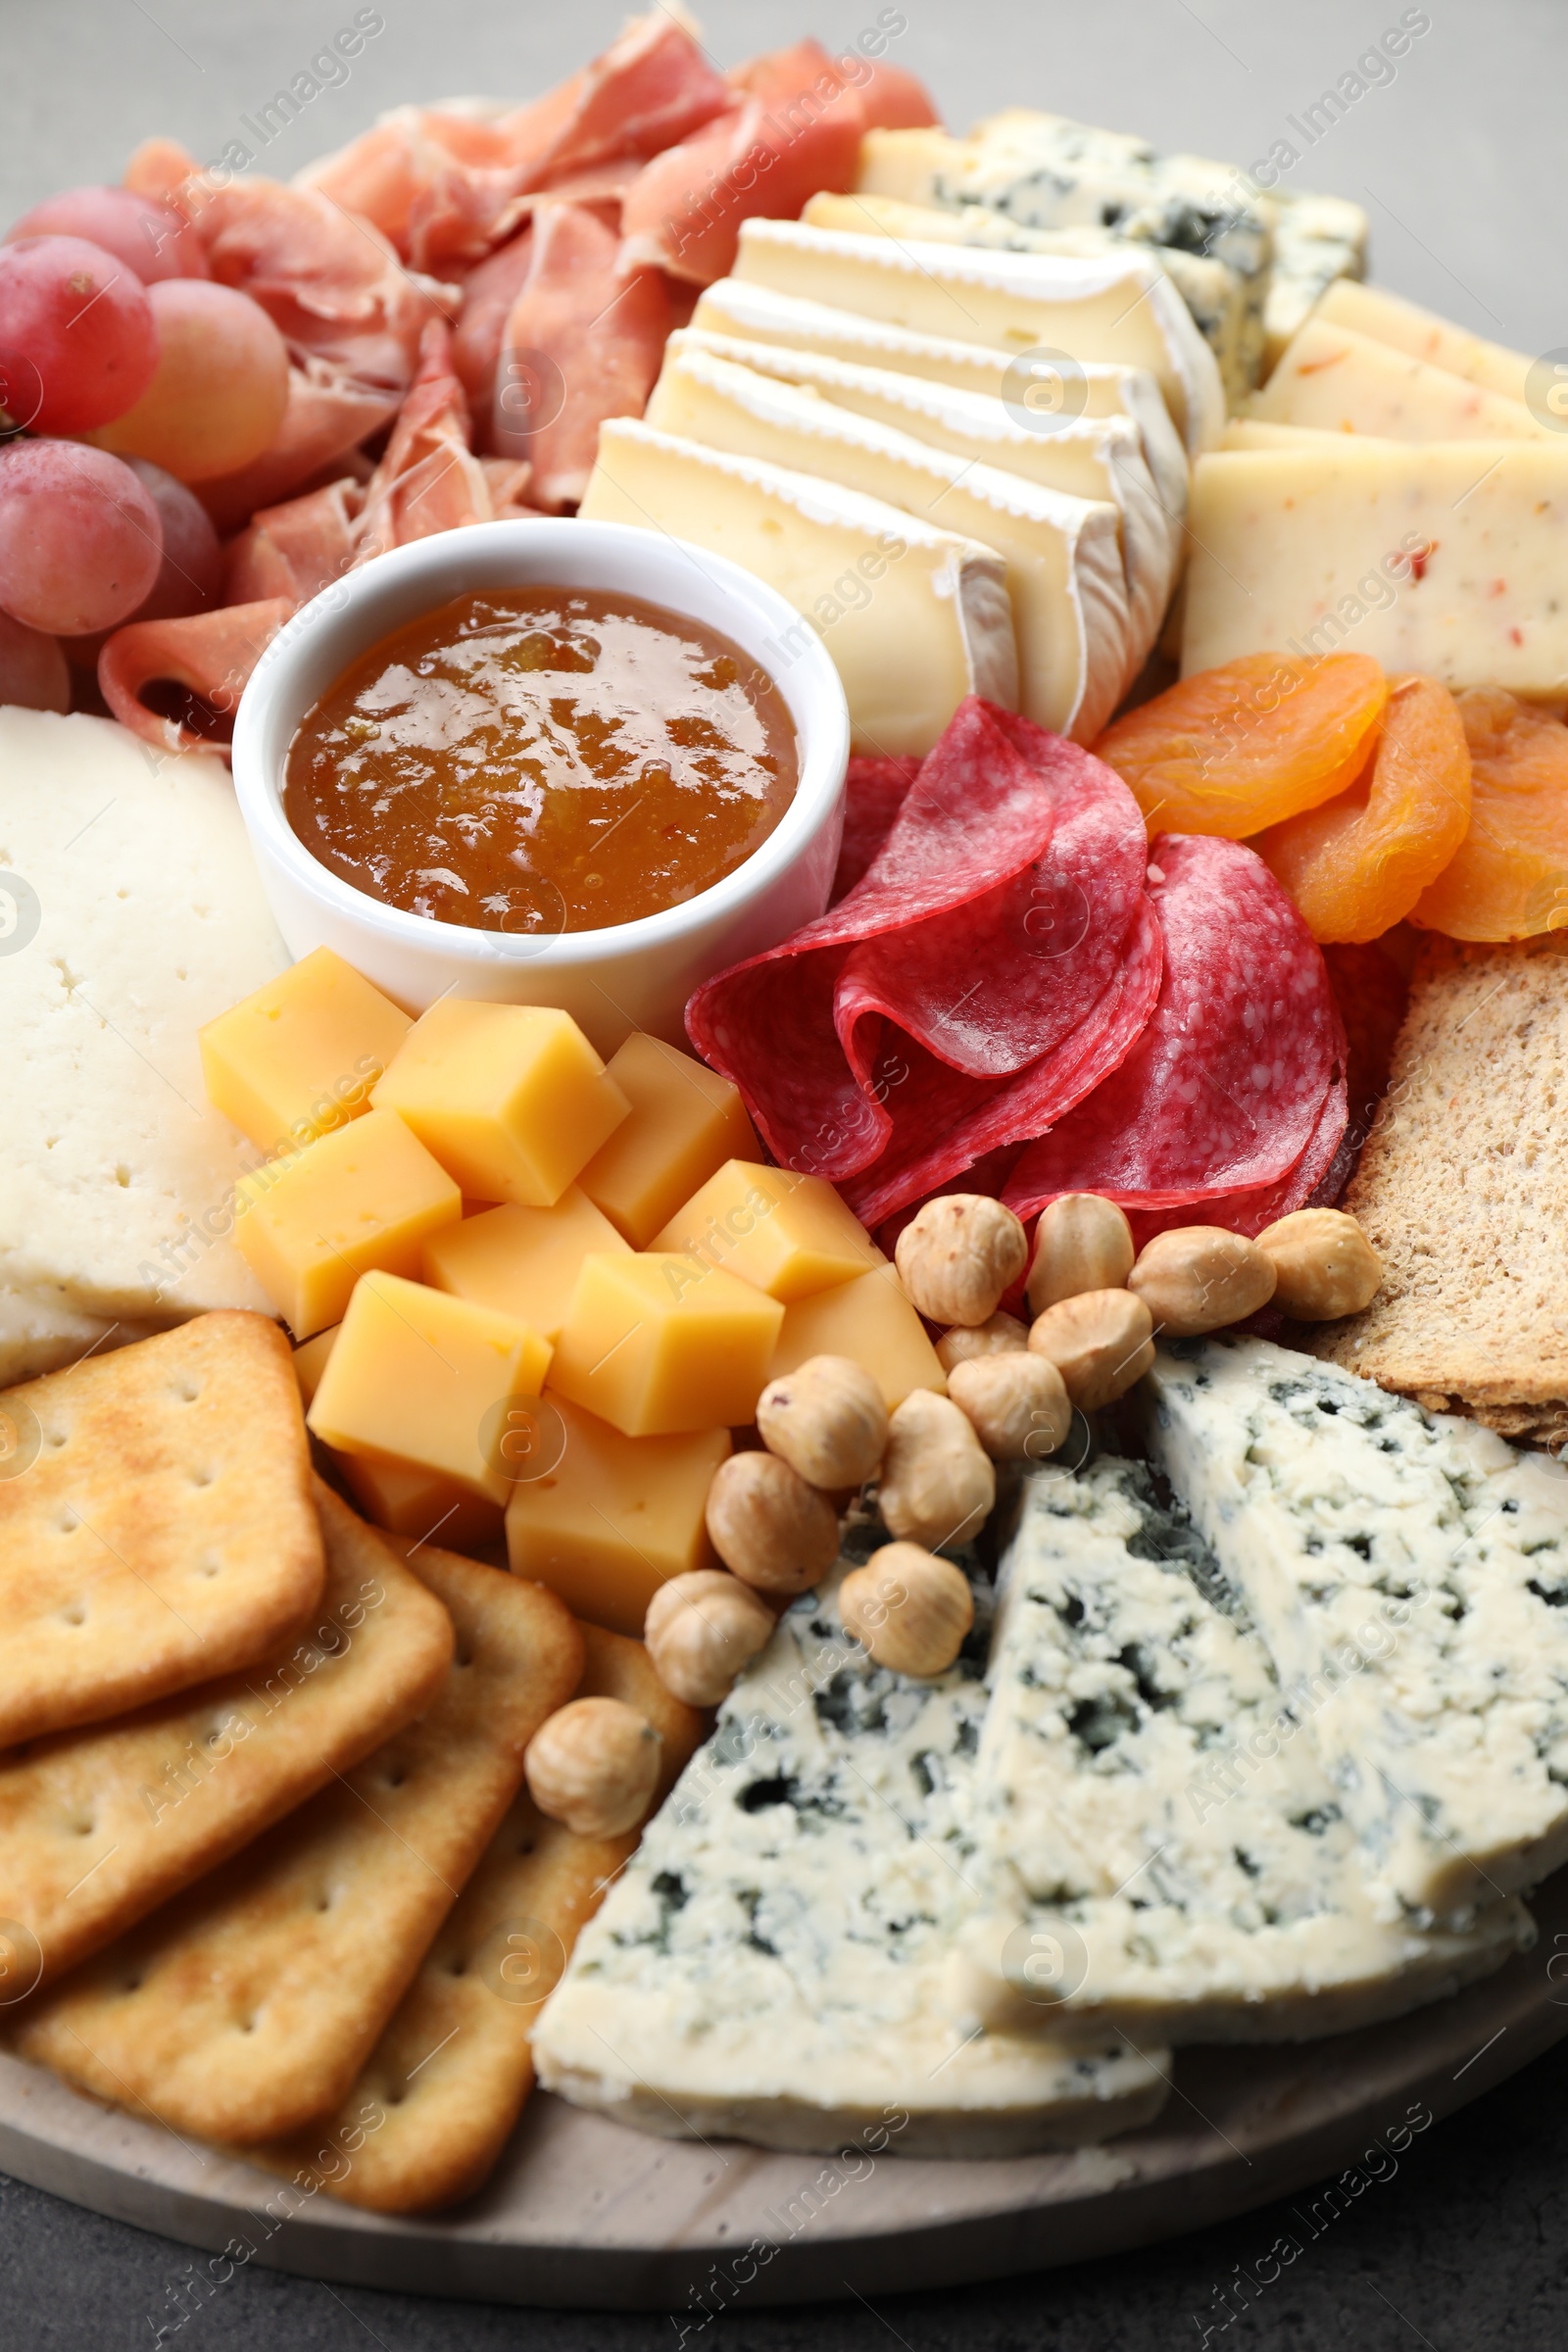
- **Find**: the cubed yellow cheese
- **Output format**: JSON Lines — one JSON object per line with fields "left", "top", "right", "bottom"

{"left": 576, "top": 1034, "right": 760, "bottom": 1248}
{"left": 505, "top": 1399, "right": 730, "bottom": 1635}
{"left": 334, "top": 1450, "right": 505, "bottom": 1553}
{"left": 199, "top": 946, "right": 412, "bottom": 1155}
{"left": 767, "top": 1263, "right": 946, "bottom": 1408}
{"left": 290, "top": 1324, "right": 339, "bottom": 1408}
{"left": 550, "top": 1253, "right": 783, "bottom": 1437}
{"left": 420, "top": 1187, "right": 632, "bottom": 1344}
{"left": 234, "top": 1107, "right": 462, "bottom": 1340}
{"left": 371, "top": 1001, "right": 629, "bottom": 1208}
{"left": 652, "top": 1161, "right": 884, "bottom": 1302}
{"left": 308, "top": 1271, "right": 552, "bottom": 1504}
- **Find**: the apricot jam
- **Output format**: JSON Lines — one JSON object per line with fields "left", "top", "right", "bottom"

{"left": 282, "top": 586, "right": 798, "bottom": 934}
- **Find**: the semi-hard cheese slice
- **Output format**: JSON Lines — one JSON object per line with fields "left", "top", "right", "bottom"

{"left": 1147, "top": 1338, "right": 1568, "bottom": 1922}
{"left": 1314, "top": 278, "right": 1533, "bottom": 408}
{"left": 732, "top": 217, "right": 1224, "bottom": 455}
{"left": 579, "top": 419, "right": 1017, "bottom": 758}
{"left": 531, "top": 1548, "right": 1172, "bottom": 2157}
{"left": 1181, "top": 442, "right": 1568, "bottom": 697}
{"left": 954, "top": 1458, "right": 1530, "bottom": 2045}
{"left": 1250, "top": 316, "right": 1547, "bottom": 442}
{"left": 691, "top": 277, "right": 1191, "bottom": 520}
{"left": 670, "top": 328, "right": 1178, "bottom": 661}
{"left": 644, "top": 346, "right": 1132, "bottom": 740}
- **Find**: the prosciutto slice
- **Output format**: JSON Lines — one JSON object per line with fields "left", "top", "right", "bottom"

{"left": 97, "top": 600, "right": 292, "bottom": 757}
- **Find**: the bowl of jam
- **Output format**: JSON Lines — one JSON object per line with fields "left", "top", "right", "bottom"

{"left": 231, "top": 520, "right": 850, "bottom": 1052}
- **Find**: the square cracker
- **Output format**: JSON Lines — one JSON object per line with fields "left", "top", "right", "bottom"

{"left": 13, "top": 1546, "right": 583, "bottom": 2144}
{"left": 0, "top": 1313, "right": 323, "bottom": 1746}
{"left": 0, "top": 1481, "right": 451, "bottom": 1994}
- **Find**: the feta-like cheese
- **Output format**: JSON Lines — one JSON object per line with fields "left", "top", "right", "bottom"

{"left": 1147, "top": 1338, "right": 1568, "bottom": 1920}
{"left": 954, "top": 1458, "right": 1530, "bottom": 2043}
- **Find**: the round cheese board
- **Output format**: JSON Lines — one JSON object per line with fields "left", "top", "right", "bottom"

{"left": 2, "top": 1866, "right": 1564, "bottom": 2312}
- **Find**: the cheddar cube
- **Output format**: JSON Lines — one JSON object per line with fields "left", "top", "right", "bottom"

{"left": 199, "top": 947, "right": 412, "bottom": 1155}
{"left": 308, "top": 1271, "right": 552, "bottom": 1504}
{"left": 550, "top": 1253, "right": 783, "bottom": 1437}
{"left": 768, "top": 1263, "right": 947, "bottom": 1408}
{"left": 505, "top": 1399, "right": 730, "bottom": 1635}
{"left": 290, "top": 1324, "right": 339, "bottom": 1408}
{"left": 652, "top": 1161, "right": 884, "bottom": 1302}
{"left": 420, "top": 1187, "right": 631, "bottom": 1344}
{"left": 371, "top": 1001, "right": 630, "bottom": 1207}
{"left": 334, "top": 1450, "right": 505, "bottom": 1554}
{"left": 576, "top": 1034, "right": 760, "bottom": 1248}
{"left": 234, "top": 1107, "right": 461, "bottom": 1339}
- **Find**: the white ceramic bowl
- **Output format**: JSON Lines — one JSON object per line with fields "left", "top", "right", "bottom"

{"left": 231, "top": 519, "right": 850, "bottom": 1054}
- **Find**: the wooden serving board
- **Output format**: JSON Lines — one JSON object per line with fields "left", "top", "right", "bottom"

{"left": 4, "top": 1867, "right": 1567, "bottom": 2312}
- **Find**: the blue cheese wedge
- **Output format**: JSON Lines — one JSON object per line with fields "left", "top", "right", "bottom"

{"left": 953, "top": 1458, "right": 1530, "bottom": 2044}
{"left": 531, "top": 1552, "right": 1171, "bottom": 2158}
{"left": 1147, "top": 1338, "right": 1568, "bottom": 1921}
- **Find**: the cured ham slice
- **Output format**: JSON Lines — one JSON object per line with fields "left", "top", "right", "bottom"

{"left": 355, "top": 320, "right": 492, "bottom": 553}
{"left": 851, "top": 56, "right": 942, "bottom": 130}
{"left": 491, "top": 204, "right": 670, "bottom": 510}
{"left": 97, "top": 599, "right": 291, "bottom": 757}
{"left": 223, "top": 478, "right": 364, "bottom": 607}
{"left": 199, "top": 357, "right": 396, "bottom": 532}
{"left": 451, "top": 228, "right": 534, "bottom": 419}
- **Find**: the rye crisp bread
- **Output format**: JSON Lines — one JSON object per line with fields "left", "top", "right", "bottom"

{"left": 0, "top": 1481, "right": 451, "bottom": 1996}
{"left": 14, "top": 1546, "right": 582, "bottom": 2143}
{"left": 0, "top": 1313, "right": 323, "bottom": 1745}
{"left": 245, "top": 1610, "right": 709, "bottom": 2211}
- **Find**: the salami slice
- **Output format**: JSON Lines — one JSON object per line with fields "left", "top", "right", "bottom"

{"left": 1004, "top": 833, "right": 1347, "bottom": 1233}
{"left": 686, "top": 699, "right": 1157, "bottom": 1190}
{"left": 831, "top": 756, "right": 920, "bottom": 904}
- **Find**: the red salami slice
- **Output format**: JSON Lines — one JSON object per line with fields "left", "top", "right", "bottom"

{"left": 831, "top": 756, "right": 920, "bottom": 904}
{"left": 685, "top": 700, "right": 1157, "bottom": 1193}
{"left": 1003, "top": 833, "right": 1347, "bottom": 1234}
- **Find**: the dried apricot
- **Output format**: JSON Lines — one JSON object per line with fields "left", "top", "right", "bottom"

{"left": 1257, "top": 676, "right": 1471, "bottom": 942}
{"left": 1410, "top": 689, "right": 1568, "bottom": 941}
{"left": 1094, "top": 652, "right": 1389, "bottom": 837}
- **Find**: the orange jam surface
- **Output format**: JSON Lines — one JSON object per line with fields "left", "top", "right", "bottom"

{"left": 283, "top": 586, "right": 799, "bottom": 935}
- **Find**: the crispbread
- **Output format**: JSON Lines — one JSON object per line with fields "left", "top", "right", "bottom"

{"left": 0, "top": 1481, "right": 451, "bottom": 1992}
{"left": 0, "top": 1314, "right": 323, "bottom": 1745}
{"left": 1310, "top": 933, "right": 1568, "bottom": 1434}
{"left": 251, "top": 1798, "right": 631, "bottom": 2212}
{"left": 15, "top": 1544, "right": 582, "bottom": 2143}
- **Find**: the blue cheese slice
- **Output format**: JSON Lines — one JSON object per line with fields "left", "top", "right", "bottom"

{"left": 954, "top": 1458, "right": 1530, "bottom": 2044}
{"left": 531, "top": 1553, "right": 1171, "bottom": 2158}
{"left": 1147, "top": 1338, "right": 1568, "bottom": 1921}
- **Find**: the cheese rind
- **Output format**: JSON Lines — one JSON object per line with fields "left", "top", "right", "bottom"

{"left": 1250, "top": 317, "right": 1546, "bottom": 443}
{"left": 581, "top": 419, "right": 1017, "bottom": 758}
{"left": 1146, "top": 1338, "right": 1568, "bottom": 1920}
{"left": 532, "top": 1552, "right": 1172, "bottom": 2156}
{"left": 956, "top": 1458, "right": 1531, "bottom": 2042}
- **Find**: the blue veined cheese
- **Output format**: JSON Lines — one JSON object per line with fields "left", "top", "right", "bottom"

{"left": 1265, "top": 192, "right": 1369, "bottom": 371}
{"left": 531, "top": 1550, "right": 1171, "bottom": 2158}
{"left": 952, "top": 1458, "right": 1530, "bottom": 2045}
{"left": 1147, "top": 1338, "right": 1568, "bottom": 1921}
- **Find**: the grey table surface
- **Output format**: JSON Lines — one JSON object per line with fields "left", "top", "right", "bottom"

{"left": 2, "top": 0, "right": 1566, "bottom": 2343}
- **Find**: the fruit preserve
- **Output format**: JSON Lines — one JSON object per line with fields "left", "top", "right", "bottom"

{"left": 283, "top": 586, "right": 798, "bottom": 934}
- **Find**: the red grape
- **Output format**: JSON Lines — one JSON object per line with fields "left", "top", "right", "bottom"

{"left": 0, "top": 235, "right": 159, "bottom": 434}
{"left": 0, "top": 440, "right": 163, "bottom": 636}
{"left": 5, "top": 186, "right": 209, "bottom": 284}
{"left": 89, "top": 279, "right": 288, "bottom": 481}
{"left": 61, "top": 456, "right": 222, "bottom": 662}
{"left": 0, "top": 611, "right": 70, "bottom": 712}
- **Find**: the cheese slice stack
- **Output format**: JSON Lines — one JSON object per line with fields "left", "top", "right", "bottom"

{"left": 643, "top": 345, "right": 1134, "bottom": 740}
{"left": 953, "top": 1457, "right": 1531, "bottom": 2045}
{"left": 1250, "top": 315, "right": 1550, "bottom": 443}
{"left": 579, "top": 420, "right": 1017, "bottom": 757}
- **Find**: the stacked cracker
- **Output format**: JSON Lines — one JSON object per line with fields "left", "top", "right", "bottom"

{"left": 1310, "top": 934, "right": 1568, "bottom": 1444}
{"left": 0, "top": 1311, "right": 701, "bottom": 2212}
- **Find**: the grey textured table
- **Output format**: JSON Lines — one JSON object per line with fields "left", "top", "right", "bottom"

{"left": 3, "top": 1, "right": 1566, "bottom": 2343}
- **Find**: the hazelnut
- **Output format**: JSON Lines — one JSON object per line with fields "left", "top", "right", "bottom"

{"left": 1128, "top": 1226, "right": 1276, "bottom": 1337}
{"left": 524, "top": 1696, "right": 661, "bottom": 1838}
{"left": 839, "top": 1543, "right": 974, "bottom": 1677}
{"left": 756, "top": 1353, "right": 888, "bottom": 1490}
{"left": 644, "top": 1569, "right": 775, "bottom": 1707}
{"left": 705, "top": 1451, "right": 840, "bottom": 1595}
{"left": 935, "top": 1312, "right": 1030, "bottom": 1372}
{"left": 1026, "top": 1194, "right": 1135, "bottom": 1316}
{"left": 1029, "top": 1289, "right": 1154, "bottom": 1410}
{"left": 895, "top": 1195, "right": 1028, "bottom": 1327}
{"left": 948, "top": 1351, "right": 1072, "bottom": 1462}
{"left": 1256, "top": 1208, "right": 1383, "bottom": 1321}
{"left": 877, "top": 1389, "right": 995, "bottom": 1550}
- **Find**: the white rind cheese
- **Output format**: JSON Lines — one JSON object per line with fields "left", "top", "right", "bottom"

{"left": 644, "top": 346, "right": 1133, "bottom": 741}
{"left": 954, "top": 1458, "right": 1531, "bottom": 2044}
{"left": 1146, "top": 1339, "right": 1568, "bottom": 1921}
{"left": 532, "top": 1553, "right": 1172, "bottom": 2158}
{"left": 732, "top": 217, "right": 1225, "bottom": 458}
{"left": 580, "top": 418, "right": 1018, "bottom": 758}
{"left": 1250, "top": 316, "right": 1546, "bottom": 442}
